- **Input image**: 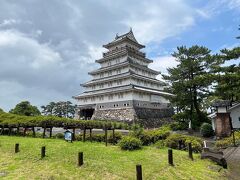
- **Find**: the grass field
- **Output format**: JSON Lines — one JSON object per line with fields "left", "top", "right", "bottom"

{"left": 0, "top": 136, "right": 228, "bottom": 180}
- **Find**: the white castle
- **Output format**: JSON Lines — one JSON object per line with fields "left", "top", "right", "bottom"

{"left": 73, "top": 29, "right": 173, "bottom": 127}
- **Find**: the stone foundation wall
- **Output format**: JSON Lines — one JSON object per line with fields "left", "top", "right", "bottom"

{"left": 91, "top": 106, "right": 174, "bottom": 128}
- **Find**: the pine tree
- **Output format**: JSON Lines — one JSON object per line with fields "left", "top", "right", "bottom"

{"left": 163, "top": 45, "right": 214, "bottom": 128}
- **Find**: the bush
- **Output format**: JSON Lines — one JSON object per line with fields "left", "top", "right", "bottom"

{"left": 215, "top": 131, "right": 240, "bottom": 149}
{"left": 165, "top": 133, "right": 203, "bottom": 153}
{"left": 154, "top": 140, "right": 165, "bottom": 149}
{"left": 108, "top": 132, "right": 122, "bottom": 144}
{"left": 130, "top": 125, "right": 171, "bottom": 145}
{"left": 200, "top": 123, "right": 214, "bottom": 137}
{"left": 54, "top": 133, "right": 64, "bottom": 139}
{"left": 118, "top": 136, "right": 142, "bottom": 150}
{"left": 170, "top": 122, "right": 188, "bottom": 131}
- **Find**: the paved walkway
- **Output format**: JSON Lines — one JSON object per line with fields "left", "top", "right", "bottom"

{"left": 223, "top": 146, "right": 240, "bottom": 179}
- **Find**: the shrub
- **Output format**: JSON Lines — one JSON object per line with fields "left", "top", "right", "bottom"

{"left": 108, "top": 132, "right": 122, "bottom": 144}
{"left": 215, "top": 131, "right": 240, "bottom": 149}
{"left": 200, "top": 123, "right": 214, "bottom": 137}
{"left": 118, "top": 136, "right": 142, "bottom": 150}
{"left": 130, "top": 125, "right": 171, "bottom": 145}
{"left": 54, "top": 133, "right": 64, "bottom": 139}
{"left": 154, "top": 140, "right": 165, "bottom": 149}
{"left": 170, "top": 122, "right": 188, "bottom": 131}
{"left": 165, "top": 133, "right": 203, "bottom": 153}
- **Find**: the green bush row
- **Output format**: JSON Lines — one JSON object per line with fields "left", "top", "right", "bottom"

{"left": 215, "top": 131, "right": 240, "bottom": 148}
{"left": 0, "top": 111, "right": 129, "bottom": 130}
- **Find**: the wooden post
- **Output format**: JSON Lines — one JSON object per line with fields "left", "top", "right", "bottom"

{"left": 41, "top": 146, "right": 46, "bottom": 158}
{"left": 232, "top": 130, "right": 236, "bottom": 147}
{"left": 168, "top": 149, "right": 173, "bottom": 166}
{"left": 72, "top": 128, "right": 75, "bottom": 141}
{"left": 15, "top": 143, "right": 19, "bottom": 153}
{"left": 188, "top": 143, "right": 193, "bottom": 160}
{"left": 112, "top": 129, "right": 115, "bottom": 144}
{"left": 78, "top": 152, "right": 83, "bottom": 166}
{"left": 32, "top": 127, "right": 36, "bottom": 137}
{"left": 49, "top": 127, "right": 53, "bottom": 138}
{"left": 83, "top": 128, "right": 86, "bottom": 142}
{"left": 23, "top": 127, "right": 27, "bottom": 136}
{"left": 8, "top": 127, "right": 11, "bottom": 136}
{"left": 16, "top": 126, "right": 20, "bottom": 135}
{"left": 136, "top": 164, "right": 142, "bottom": 180}
{"left": 43, "top": 127, "right": 46, "bottom": 138}
{"left": 105, "top": 125, "right": 108, "bottom": 147}
{"left": 178, "top": 140, "right": 182, "bottom": 150}
{"left": 90, "top": 129, "right": 92, "bottom": 142}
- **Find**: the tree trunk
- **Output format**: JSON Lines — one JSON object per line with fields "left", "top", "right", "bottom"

{"left": 43, "top": 127, "right": 46, "bottom": 138}
{"left": 24, "top": 127, "right": 27, "bottom": 136}
{"left": 193, "top": 88, "right": 202, "bottom": 122}
{"left": 49, "top": 127, "right": 53, "bottom": 138}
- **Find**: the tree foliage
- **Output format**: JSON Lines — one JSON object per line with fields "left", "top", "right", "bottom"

{"left": 9, "top": 101, "right": 40, "bottom": 116}
{"left": 41, "top": 101, "right": 77, "bottom": 118}
{"left": 163, "top": 45, "right": 214, "bottom": 128}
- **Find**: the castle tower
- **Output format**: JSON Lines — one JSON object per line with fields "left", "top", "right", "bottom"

{"left": 73, "top": 29, "right": 174, "bottom": 128}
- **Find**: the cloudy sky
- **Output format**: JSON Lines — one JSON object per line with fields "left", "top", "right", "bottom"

{"left": 0, "top": 0, "right": 239, "bottom": 111}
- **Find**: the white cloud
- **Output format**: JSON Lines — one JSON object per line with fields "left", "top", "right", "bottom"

{"left": 149, "top": 56, "right": 179, "bottom": 80}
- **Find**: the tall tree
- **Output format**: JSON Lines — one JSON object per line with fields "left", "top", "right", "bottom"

{"left": 41, "top": 101, "right": 77, "bottom": 118}
{"left": 9, "top": 101, "right": 41, "bottom": 116}
{"left": 163, "top": 45, "right": 214, "bottom": 128}
{"left": 213, "top": 26, "right": 240, "bottom": 101}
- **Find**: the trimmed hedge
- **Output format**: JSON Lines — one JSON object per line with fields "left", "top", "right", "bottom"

{"left": 118, "top": 136, "right": 142, "bottom": 150}
{"left": 0, "top": 111, "right": 129, "bottom": 130}
{"left": 165, "top": 133, "right": 203, "bottom": 153}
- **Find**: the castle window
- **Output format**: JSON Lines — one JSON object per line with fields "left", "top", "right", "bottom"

{"left": 99, "top": 84, "right": 104, "bottom": 88}
{"left": 117, "top": 80, "right": 122, "bottom": 85}
{"left": 108, "top": 95, "right": 113, "bottom": 100}
{"left": 108, "top": 82, "right": 112, "bottom": 87}
{"left": 108, "top": 71, "right": 112, "bottom": 76}
{"left": 108, "top": 61, "right": 111, "bottom": 66}
{"left": 117, "top": 69, "right": 121, "bottom": 74}
{"left": 99, "top": 96, "right": 104, "bottom": 101}
{"left": 118, "top": 93, "right": 123, "bottom": 99}
{"left": 91, "top": 97, "right": 95, "bottom": 101}
{"left": 83, "top": 98, "right": 88, "bottom": 102}
{"left": 100, "top": 73, "right": 104, "bottom": 78}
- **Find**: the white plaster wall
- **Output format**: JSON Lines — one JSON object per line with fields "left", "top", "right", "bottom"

{"left": 218, "top": 107, "right": 227, "bottom": 113}
{"left": 230, "top": 106, "right": 240, "bottom": 128}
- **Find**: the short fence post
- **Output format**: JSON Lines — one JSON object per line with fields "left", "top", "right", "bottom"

{"left": 178, "top": 140, "right": 182, "bottom": 150}
{"left": 41, "top": 146, "right": 46, "bottom": 158}
{"left": 168, "top": 149, "right": 173, "bottom": 166}
{"left": 78, "top": 152, "right": 83, "bottom": 166}
{"left": 232, "top": 130, "right": 236, "bottom": 147}
{"left": 90, "top": 129, "right": 92, "bottom": 142}
{"left": 83, "top": 128, "right": 86, "bottom": 142}
{"left": 15, "top": 143, "right": 19, "bottom": 153}
{"left": 105, "top": 125, "right": 107, "bottom": 147}
{"left": 42, "top": 127, "right": 46, "bottom": 138}
{"left": 32, "top": 127, "right": 36, "bottom": 137}
{"left": 188, "top": 143, "right": 193, "bottom": 160}
{"left": 136, "top": 164, "right": 142, "bottom": 180}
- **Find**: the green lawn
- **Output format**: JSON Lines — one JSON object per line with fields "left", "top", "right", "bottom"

{"left": 0, "top": 136, "right": 227, "bottom": 180}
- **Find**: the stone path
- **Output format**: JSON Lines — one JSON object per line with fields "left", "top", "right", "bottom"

{"left": 223, "top": 146, "right": 240, "bottom": 179}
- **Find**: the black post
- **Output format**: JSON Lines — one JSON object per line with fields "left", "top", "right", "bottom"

{"left": 78, "top": 152, "right": 83, "bottom": 166}
{"left": 112, "top": 129, "right": 115, "bottom": 144}
{"left": 188, "top": 143, "right": 193, "bottom": 160}
{"left": 105, "top": 125, "right": 108, "bottom": 147}
{"left": 32, "top": 127, "right": 36, "bottom": 137}
{"left": 136, "top": 164, "right": 142, "bottom": 180}
{"left": 49, "top": 127, "right": 53, "bottom": 138}
{"left": 72, "top": 128, "right": 76, "bottom": 141}
{"left": 23, "top": 127, "right": 27, "bottom": 136}
{"left": 15, "top": 143, "right": 19, "bottom": 153}
{"left": 90, "top": 129, "right": 92, "bottom": 142}
{"left": 168, "top": 149, "right": 173, "bottom": 166}
{"left": 8, "top": 127, "right": 11, "bottom": 136}
{"left": 16, "top": 126, "right": 20, "bottom": 135}
{"left": 41, "top": 146, "right": 46, "bottom": 158}
{"left": 43, "top": 127, "right": 46, "bottom": 138}
{"left": 178, "top": 140, "right": 182, "bottom": 150}
{"left": 232, "top": 130, "right": 236, "bottom": 147}
{"left": 83, "top": 128, "right": 86, "bottom": 142}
